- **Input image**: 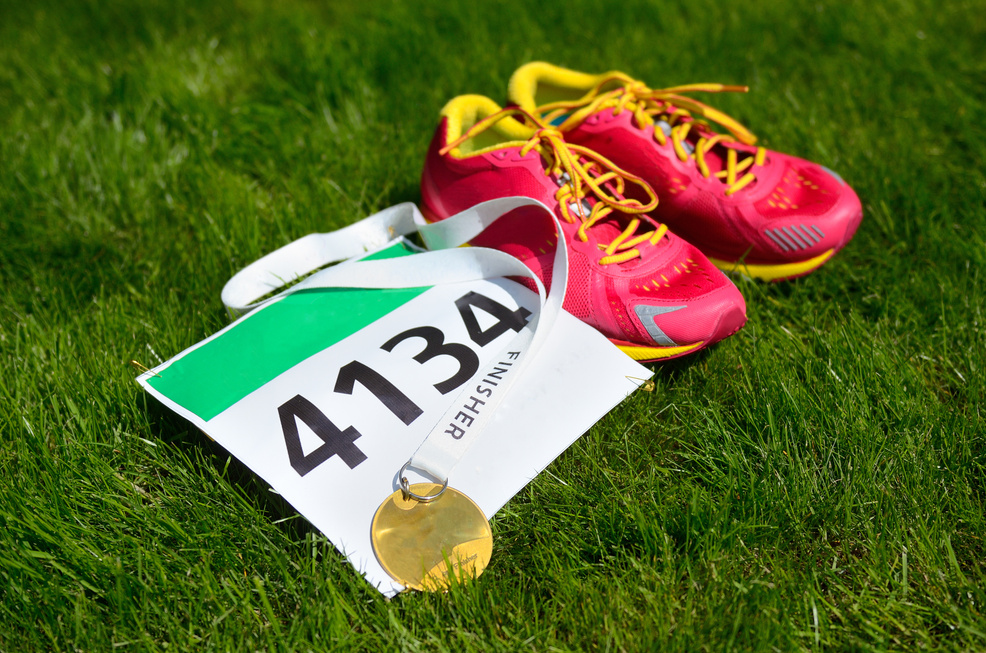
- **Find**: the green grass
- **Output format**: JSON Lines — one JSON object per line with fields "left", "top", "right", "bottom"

{"left": 1, "top": 0, "right": 984, "bottom": 649}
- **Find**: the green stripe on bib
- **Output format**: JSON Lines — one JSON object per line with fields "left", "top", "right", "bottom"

{"left": 147, "top": 242, "right": 428, "bottom": 421}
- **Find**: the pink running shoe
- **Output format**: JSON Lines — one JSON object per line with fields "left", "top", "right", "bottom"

{"left": 421, "top": 95, "right": 747, "bottom": 362}
{"left": 508, "top": 62, "right": 863, "bottom": 281}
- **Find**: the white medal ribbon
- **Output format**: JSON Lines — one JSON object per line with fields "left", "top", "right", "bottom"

{"left": 221, "top": 197, "right": 569, "bottom": 493}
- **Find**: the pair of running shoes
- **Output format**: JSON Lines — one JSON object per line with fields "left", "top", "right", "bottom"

{"left": 420, "top": 62, "right": 863, "bottom": 362}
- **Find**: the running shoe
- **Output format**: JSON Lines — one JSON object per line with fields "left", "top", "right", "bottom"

{"left": 507, "top": 62, "right": 863, "bottom": 281}
{"left": 421, "top": 95, "right": 747, "bottom": 362}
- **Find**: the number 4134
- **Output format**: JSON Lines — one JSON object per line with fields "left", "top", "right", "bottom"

{"left": 278, "top": 291, "right": 531, "bottom": 477}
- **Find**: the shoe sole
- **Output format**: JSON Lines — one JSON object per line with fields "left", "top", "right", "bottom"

{"left": 709, "top": 207, "right": 863, "bottom": 282}
{"left": 611, "top": 339, "right": 705, "bottom": 362}
{"left": 708, "top": 249, "right": 835, "bottom": 282}
{"left": 611, "top": 300, "right": 748, "bottom": 362}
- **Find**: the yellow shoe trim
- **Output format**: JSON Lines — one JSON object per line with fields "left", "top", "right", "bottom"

{"left": 709, "top": 249, "right": 834, "bottom": 281}
{"left": 509, "top": 62, "right": 614, "bottom": 111}
{"left": 617, "top": 341, "right": 703, "bottom": 361}
{"left": 439, "top": 95, "right": 532, "bottom": 156}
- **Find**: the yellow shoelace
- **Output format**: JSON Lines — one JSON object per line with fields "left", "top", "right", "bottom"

{"left": 441, "top": 108, "right": 666, "bottom": 265}
{"left": 539, "top": 75, "right": 767, "bottom": 196}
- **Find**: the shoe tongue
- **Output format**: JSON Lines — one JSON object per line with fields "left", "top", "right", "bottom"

{"left": 553, "top": 170, "right": 640, "bottom": 245}
{"left": 569, "top": 201, "right": 624, "bottom": 242}
{"left": 696, "top": 138, "right": 727, "bottom": 175}
{"left": 651, "top": 102, "right": 736, "bottom": 174}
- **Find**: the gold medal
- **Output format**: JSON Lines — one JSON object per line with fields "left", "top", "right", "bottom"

{"left": 371, "top": 483, "right": 492, "bottom": 591}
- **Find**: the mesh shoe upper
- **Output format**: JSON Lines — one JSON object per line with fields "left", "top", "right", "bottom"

{"left": 507, "top": 62, "right": 863, "bottom": 279}
{"left": 421, "top": 95, "right": 747, "bottom": 359}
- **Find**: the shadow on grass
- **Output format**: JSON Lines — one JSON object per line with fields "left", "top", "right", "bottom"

{"left": 646, "top": 343, "right": 710, "bottom": 383}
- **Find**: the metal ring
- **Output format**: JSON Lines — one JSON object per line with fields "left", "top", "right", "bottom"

{"left": 398, "top": 461, "right": 448, "bottom": 503}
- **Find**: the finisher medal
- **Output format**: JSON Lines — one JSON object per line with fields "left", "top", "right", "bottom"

{"left": 371, "top": 483, "right": 492, "bottom": 591}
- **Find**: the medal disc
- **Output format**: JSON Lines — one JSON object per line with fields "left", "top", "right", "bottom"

{"left": 371, "top": 483, "right": 492, "bottom": 591}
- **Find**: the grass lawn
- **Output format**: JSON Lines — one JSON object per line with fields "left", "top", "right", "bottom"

{"left": 1, "top": 0, "right": 984, "bottom": 649}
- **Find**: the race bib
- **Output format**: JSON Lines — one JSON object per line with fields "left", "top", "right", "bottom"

{"left": 137, "top": 203, "right": 650, "bottom": 595}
